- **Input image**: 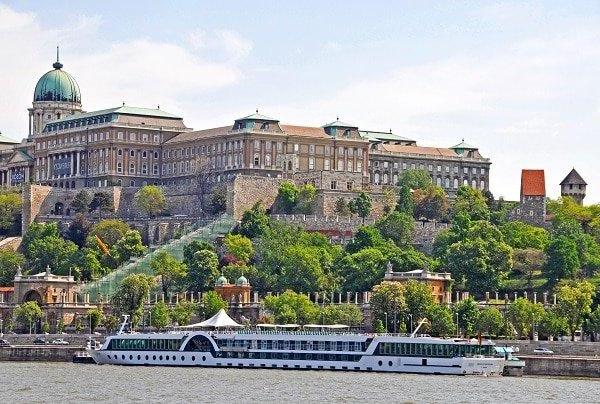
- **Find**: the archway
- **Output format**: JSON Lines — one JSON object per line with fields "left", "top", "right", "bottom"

{"left": 54, "top": 202, "right": 64, "bottom": 215}
{"left": 23, "top": 289, "right": 43, "bottom": 305}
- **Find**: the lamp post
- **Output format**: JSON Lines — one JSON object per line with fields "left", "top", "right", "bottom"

{"left": 409, "top": 314, "right": 413, "bottom": 335}
{"left": 456, "top": 312, "right": 459, "bottom": 337}
{"left": 384, "top": 312, "right": 388, "bottom": 333}
{"left": 0, "top": 319, "right": 3, "bottom": 337}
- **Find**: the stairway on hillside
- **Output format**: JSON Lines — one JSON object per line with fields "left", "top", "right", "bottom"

{"left": 82, "top": 214, "right": 236, "bottom": 300}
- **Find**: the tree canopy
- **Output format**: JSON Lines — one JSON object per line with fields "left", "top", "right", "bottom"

{"left": 134, "top": 185, "right": 166, "bottom": 217}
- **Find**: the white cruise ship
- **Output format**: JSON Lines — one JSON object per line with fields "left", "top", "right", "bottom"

{"left": 88, "top": 312, "right": 505, "bottom": 376}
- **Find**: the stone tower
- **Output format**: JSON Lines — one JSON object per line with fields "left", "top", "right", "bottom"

{"left": 27, "top": 47, "right": 82, "bottom": 137}
{"left": 560, "top": 168, "right": 587, "bottom": 204}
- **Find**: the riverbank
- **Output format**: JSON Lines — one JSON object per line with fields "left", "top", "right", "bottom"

{"left": 0, "top": 345, "right": 83, "bottom": 362}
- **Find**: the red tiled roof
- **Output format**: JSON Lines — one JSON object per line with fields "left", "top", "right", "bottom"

{"left": 281, "top": 124, "right": 329, "bottom": 139}
{"left": 521, "top": 169, "right": 545, "bottom": 197}
{"left": 0, "top": 286, "right": 14, "bottom": 292}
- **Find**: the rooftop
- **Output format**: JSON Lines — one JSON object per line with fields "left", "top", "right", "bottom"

{"left": 521, "top": 169, "right": 546, "bottom": 197}
{"left": 560, "top": 168, "right": 587, "bottom": 186}
{"left": 46, "top": 105, "right": 182, "bottom": 125}
{"left": 359, "top": 130, "right": 415, "bottom": 143}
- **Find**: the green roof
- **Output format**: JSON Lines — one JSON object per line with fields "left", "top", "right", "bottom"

{"left": 360, "top": 130, "right": 414, "bottom": 143}
{"left": 236, "top": 112, "right": 279, "bottom": 122}
{"left": 34, "top": 61, "right": 81, "bottom": 103}
{"left": 451, "top": 140, "right": 478, "bottom": 150}
{"left": 323, "top": 118, "right": 357, "bottom": 128}
{"left": 46, "top": 105, "right": 182, "bottom": 125}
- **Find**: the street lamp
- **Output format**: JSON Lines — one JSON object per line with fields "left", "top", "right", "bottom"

{"left": 384, "top": 312, "right": 388, "bottom": 333}
{"left": 0, "top": 319, "right": 3, "bottom": 337}
{"left": 456, "top": 312, "right": 459, "bottom": 337}
{"left": 409, "top": 314, "right": 413, "bottom": 335}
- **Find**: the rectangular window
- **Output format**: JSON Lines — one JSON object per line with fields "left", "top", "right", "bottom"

{"left": 324, "top": 159, "right": 330, "bottom": 171}
{"left": 331, "top": 181, "right": 337, "bottom": 190}
{"left": 308, "top": 157, "right": 315, "bottom": 170}
{"left": 294, "top": 144, "right": 299, "bottom": 153}
{"left": 117, "top": 162, "right": 122, "bottom": 173}
{"left": 309, "top": 144, "right": 315, "bottom": 154}
{"left": 337, "top": 159, "right": 344, "bottom": 171}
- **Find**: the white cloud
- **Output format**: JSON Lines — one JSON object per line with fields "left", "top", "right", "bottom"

{"left": 187, "top": 29, "right": 253, "bottom": 61}
{"left": 0, "top": 5, "right": 249, "bottom": 138}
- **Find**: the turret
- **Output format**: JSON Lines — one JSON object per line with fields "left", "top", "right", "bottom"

{"left": 560, "top": 168, "right": 587, "bottom": 204}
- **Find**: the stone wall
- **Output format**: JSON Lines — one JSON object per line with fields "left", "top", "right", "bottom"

{"left": 226, "top": 175, "right": 284, "bottom": 219}
{"left": 495, "top": 340, "right": 600, "bottom": 356}
{"left": 520, "top": 355, "right": 600, "bottom": 377}
{"left": 508, "top": 196, "right": 547, "bottom": 227}
{"left": 0, "top": 346, "right": 83, "bottom": 362}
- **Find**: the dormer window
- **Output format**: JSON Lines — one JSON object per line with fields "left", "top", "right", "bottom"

{"left": 261, "top": 122, "right": 270, "bottom": 130}
{"left": 344, "top": 129, "right": 351, "bottom": 137}
{"left": 236, "top": 122, "right": 244, "bottom": 130}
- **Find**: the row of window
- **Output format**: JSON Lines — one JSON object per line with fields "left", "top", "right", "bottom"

{"left": 107, "top": 338, "right": 184, "bottom": 351}
{"left": 372, "top": 172, "right": 486, "bottom": 190}
{"left": 375, "top": 342, "right": 494, "bottom": 358}
{"left": 372, "top": 161, "right": 486, "bottom": 175}
{"left": 220, "top": 351, "right": 362, "bottom": 362}
{"left": 217, "top": 339, "right": 367, "bottom": 352}
{"left": 38, "top": 131, "right": 161, "bottom": 149}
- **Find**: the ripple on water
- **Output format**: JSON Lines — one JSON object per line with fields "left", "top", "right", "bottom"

{"left": 0, "top": 363, "right": 599, "bottom": 403}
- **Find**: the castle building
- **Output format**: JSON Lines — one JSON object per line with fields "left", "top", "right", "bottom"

{"left": 508, "top": 169, "right": 547, "bottom": 226}
{"left": 560, "top": 168, "right": 587, "bottom": 204}
{"left": 0, "top": 53, "right": 492, "bottom": 201}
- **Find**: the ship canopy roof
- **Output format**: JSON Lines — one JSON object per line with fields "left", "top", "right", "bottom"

{"left": 182, "top": 309, "right": 242, "bottom": 328}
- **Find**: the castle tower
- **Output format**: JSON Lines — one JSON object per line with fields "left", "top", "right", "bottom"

{"left": 560, "top": 168, "right": 587, "bottom": 204}
{"left": 27, "top": 47, "right": 82, "bottom": 137}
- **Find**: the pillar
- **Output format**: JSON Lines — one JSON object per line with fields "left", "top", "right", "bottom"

{"left": 76, "top": 152, "right": 81, "bottom": 176}
{"left": 533, "top": 292, "right": 537, "bottom": 304}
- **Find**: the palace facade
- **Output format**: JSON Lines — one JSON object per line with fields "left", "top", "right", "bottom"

{"left": 0, "top": 55, "right": 491, "bottom": 198}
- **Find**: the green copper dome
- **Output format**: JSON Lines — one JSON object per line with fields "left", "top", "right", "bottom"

{"left": 34, "top": 59, "right": 81, "bottom": 103}
{"left": 215, "top": 275, "right": 229, "bottom": 286}
{"left": 235, "top": 275, "right": 249, "bottom": 286}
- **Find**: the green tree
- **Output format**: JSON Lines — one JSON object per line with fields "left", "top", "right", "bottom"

{"left": 110, "top": 230, "right": 147, "bottom": 265}
{"left": 70, "top": 189, "right": 91, "bottom": 214}
{"left": 454, "top": 298, "right": 480, "bottom": 337}
{"left": 333, "top": 197, "right": 350, "bottom": 217}
{"left": 86, "top": 219, "right": 130, "bottom": 248}
{"left": 370, "top": 281, "right": 406, "bottom": 333}
{"left": 209, "top": 184, "right": 227, "bottom": 214}
{"left": 349, "top": 192, "right": 372, "bottom": 223}
{"left": 151, "top": 301, "right": 171, "bottom": 330}
{"left": 87, "top": 308, "right": 104, "bottom": 333}
{"left": 276, "top": 245, "right": 327, "bottom": 292}
{"left": 223, "top": 234, "right": 254, "bottom": 264}
{"left": 13, "top": 301, "right": 42, "bottom": 334}
{"left": 586, "top": 306, "right": 600, "bottom": 336}
{"left": 427, "top": 304, "right": 455, "bottom": 337}
{"left": 170, "top": 301, "right": 198, "bottom": 326}
{"left": 22, "top": 222, "right": 60, "bottom": 253}
{"left": 150, "top": 251, "right": 188, "bottom": 295}
{"left": 545, "top": 236, "right": 580, "bottom": 281}
{"left": 373, "top": 318, "right": 386, "bottom": 333}
{"left": 264, "top": 290, "right": 319, "bottom": 325}
{"left": 187, "top": 249, "right": 219, "bottom": 292}
{"left": 338, "top": 248, "right": 387, "bottom": 292}
{"left": 239, "top": 202, "right": 270, "bottom": 238}
{"left": 111, "top": 274, "right": 154, "bottom": 329}
{"left": 397, "top": 169, "right": 432, "bottom": 190}
{"left": 320, "top": 304, "right": 363, "bottom": 326}
{"left": 134, "top": 185, "right": 166, "bottom": 217}
{"left": 277, "top": 181, "right": 299, "bottom": 213}
{"left": 0, "top": 191, "right": 21, "bottom": 234}
{"left": 103, "top": 315, "right": 119, "bottom": 334}
{"left": 507, "top": 297, "right": 545, "bottom": 338}
{"left": 374, "top": 211, "right": 414, "bottom": 247}
{"left": 500, "top": 221, "right": 550, "bottom": 250}
{"left": 296, "top": 184, "right": 317, "bottom": 214}
{"left": 0, "top": 249, "right": 24, "bottom": 286}
{"left": 89, "top": 192, "right": 115, "bottom": 213}
{"left": 386, "top": 247, "right": 430, "bottom": 273}
{"left": 41, "top": 321, "right": 50, "bottom": 334}
{"left": 556, "top": 280, "right": 595, "bottom": 340}
{"left": 382, "top": 187, "right": 397, "bottom": 214}
{"left": 475, "top": 307, "right": 504, "bottom": 336}
{"left": 512, "top": 248, "right": 546, "bottom": 290}
{"left": 396, "top": 185, "right": 415, "bottom": 216}
{"left": 72, "top": 248, "right": 105, "bottom": 282}
{"left": 413, "top": 185, "right": 449, "bottom": 221}
{"left": 453, "top": 186, "right": 490, "bottom": 221}
{"left": 404, "top": 280, "right": 435, "bottom": 329}
{"left": 66, "top": 213, "right": 92, "bottom": 247}
{"left": 199, "top": 291, "right": 228, "bottom": 319}
{"left": 539, "top": 309, "right": 568, "bottom": 340}
{"left": 345, "top": 226, "right": 387, "bottom": 254}
{"left": 26, "top": 236, "right": 79, "bottom": 275}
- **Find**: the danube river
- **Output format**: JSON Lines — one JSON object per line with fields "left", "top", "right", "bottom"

{"left": 1, "top": 362, "right": 598, "bottom": 403}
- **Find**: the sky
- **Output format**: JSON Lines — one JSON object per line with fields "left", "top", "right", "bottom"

{"left": 1, "top": 1, "right": 600, "bottom": 202}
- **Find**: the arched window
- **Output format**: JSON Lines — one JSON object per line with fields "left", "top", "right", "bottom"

{"left": 436, "top": 177, "right": 442, "bottom": 187}
{"left": 444, "top": 177, "right": 450, "bottom": 188}
{"left": 374, "top": 172, "right": 380, "bottom": 184}
{"left": 393, "top": 174, "right": 398, "bottom": 185}
{"left": 453, "top": 178, "right": 459, "bottom": 189}
{"left": 265, "top": 154, "right": 272, "bottom": 167}
{"left": 463, "top": 179, "right": 468, "bottom": 186}
{"left": 480, "top": 180, "right": 485, "bottom": 190}
{"left": 471, "top": 179, "right": 476, "bottom": 188}
{"left": 383, "top": 173, "right": 389, "bottom": 184}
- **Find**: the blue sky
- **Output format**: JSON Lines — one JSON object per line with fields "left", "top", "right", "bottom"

{"left": 2, "top": 1, "right": 600, "bottom": 201}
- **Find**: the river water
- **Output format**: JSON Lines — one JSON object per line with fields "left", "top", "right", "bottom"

{"left": 1, "top": 362, "right": 598, "bottom": 403}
